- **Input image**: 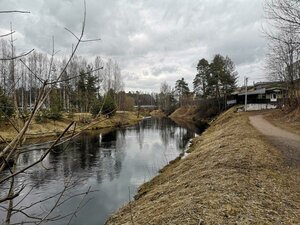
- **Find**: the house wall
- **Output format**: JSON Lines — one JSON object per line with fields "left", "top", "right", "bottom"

{"left": 246, "top": 103, "right": 278, "bottom": 111}
{"left": 265, "top": 92, "right": 284, "bottom": 100}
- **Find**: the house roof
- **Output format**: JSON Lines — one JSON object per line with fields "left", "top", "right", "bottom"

{"left": 238, "top": 88, "right": 265, "bottom": 96}
{"left": 234, "top": 80, "right": 288, "bottom": 96}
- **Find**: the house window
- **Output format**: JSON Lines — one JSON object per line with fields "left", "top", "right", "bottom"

{"left": 270, "top": 93, "right": 277, "bottom": 102}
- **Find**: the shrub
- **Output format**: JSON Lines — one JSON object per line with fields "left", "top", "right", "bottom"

{"left": 194, "top": 98, "right": 221, "bottom": 120}
{"left": 47, "top": 110, "right": 62, "bottom": 120}
{"left": 35, "top": 110, "right": 47, "bottom": 123}
{"left": 91, "top": 100, "right": 102, "bottom": 117}
{"left": 34, "top": 109, "right": 62, "bottom": 123}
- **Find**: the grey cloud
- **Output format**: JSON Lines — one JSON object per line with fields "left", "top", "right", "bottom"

{"left": 151, "top": 64, "right": 178, "bottom": 76}
{"left": 0, "top": 0, "right": 268, "bottom": 91}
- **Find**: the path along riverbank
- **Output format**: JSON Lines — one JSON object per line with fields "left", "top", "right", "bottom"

{"left": 106, "top": 108, "right": 300, "bottom": 224}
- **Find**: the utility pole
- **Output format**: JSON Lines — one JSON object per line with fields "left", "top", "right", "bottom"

{"left": 244, "top": 77, "right": 248, "bottom": 111}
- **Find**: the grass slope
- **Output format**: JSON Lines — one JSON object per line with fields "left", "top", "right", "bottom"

{"left": 169, "top": 105, "right": 198, "bottom": 121}
{"left": 106, "top": 108, "right": 300, "bottom": 225}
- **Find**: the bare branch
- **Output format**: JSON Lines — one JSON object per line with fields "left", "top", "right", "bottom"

{"left": 0, "top": 31, "right": 15, "bottom": 38}
{"left": 19, "top": 59, "right": 45, "bottom": 84}
{"left": 67, "top": 186, "right": 91, "bottom": 225}
{"left": 0, "top": 49, "right": 34, "bottom": 60}
{"left": 65, "top": 27, "right": 101, "bottom": 42}
{"left": 0, "top": 2, "right": 104, "bottom": 223}
{"left": 0, "top": 185, "right": 25, "bottom": 204}
{"left": 46, "top": 66, "right": 103, "bottom": 85}
{"left": 0, "top": 10, "right": 30, "bottom": 14}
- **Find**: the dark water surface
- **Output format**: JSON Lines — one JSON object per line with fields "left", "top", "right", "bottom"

{"left": 1, "top": 117, "right": 203, "bottom": 225}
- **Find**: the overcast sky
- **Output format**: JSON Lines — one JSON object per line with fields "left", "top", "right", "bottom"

{"left": 0, "top": 0, "right": 268, "bottom": 92}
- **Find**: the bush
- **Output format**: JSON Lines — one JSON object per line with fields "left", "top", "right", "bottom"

{"left": 47, "top": 110, "right": 62, "bottom": 120}
{"left": 34, "top": 109, "right": 62, "bottom": 123}
{"left": 35, "top": 111, "right": 47, "bottom": 123}
{"left": 91, "top": 100, "right": 102, "bottom": 117}
{"left": 194, "top": 98, "right": 221, "bottom": 120}
{"left": 79, "top": 115, "right": 92, "bottom": 124}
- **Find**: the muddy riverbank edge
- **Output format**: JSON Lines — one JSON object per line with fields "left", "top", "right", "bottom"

{"left": 105, "top": 108, "right": 300, "bottom": 224}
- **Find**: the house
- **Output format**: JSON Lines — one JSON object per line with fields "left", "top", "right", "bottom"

{"left": 228, "top": 81, "right": 288, "bottom": 110}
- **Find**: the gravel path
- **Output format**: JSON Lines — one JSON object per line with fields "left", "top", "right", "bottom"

{"left": 249, "top": 115, "right": 300, "bottom": 168}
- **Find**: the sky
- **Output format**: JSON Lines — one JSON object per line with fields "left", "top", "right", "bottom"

{"left": 0, "top": 0, "right": 268, "bottom": 92}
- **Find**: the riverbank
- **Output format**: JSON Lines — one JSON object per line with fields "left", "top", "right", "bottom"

{"left": 105, "top": 108, "right": 300, "bottom": 224}
{"left": 0, "top": 111, "right": 142, "bottom": 143}
{"left": 169, "top": 105, "right": 198, "bottom": 121}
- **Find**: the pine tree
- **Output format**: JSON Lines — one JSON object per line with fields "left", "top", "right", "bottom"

{"left": 208, "top": 54, "right": 238, "bottom": 110}
{"left": 194, "top": 58, "right": 210, "bottom": 97}
{"left": 175, "top": 77, "right": 189, "bottom": 106}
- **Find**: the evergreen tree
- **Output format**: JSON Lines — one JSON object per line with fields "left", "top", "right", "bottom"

{"left": 194, "top": 58, "right": 210, "bottom": 97}
{"left": 208, "top": 54, "right": 238, "bottom": 110}
{"left": 76, "top": 67, "right": 98, "bottom": 112}
{"left": 194, "top": 54, "right": 238, "bottom": 111}
{"left": 175, "top": 77, "right": 189, "bottom": 106}
{"left": 102, "top": 89, "right": 117, "bottom": 116}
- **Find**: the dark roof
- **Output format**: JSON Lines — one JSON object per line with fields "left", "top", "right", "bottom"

{"left": 238, "top": 88, "right": 265, "bottom": 96}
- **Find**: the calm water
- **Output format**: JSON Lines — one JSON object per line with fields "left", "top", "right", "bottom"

{"left": 1, "top": 117, "right": 204, "bottom": 225}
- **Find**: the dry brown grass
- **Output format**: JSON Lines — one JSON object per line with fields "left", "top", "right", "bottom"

{"left": 0, "top": 111, "right": 141, "bottom": 143}
{"left": 169, "top": 105, "right": 198, "bottom": 121}
{"left": 106, "top": 108, "right": 300, "bottom": 225}
{"left": 263, "top": 108, "right": 300, "bottom": 136}
{"left": 150, "top": 110, "right": 166, "bottom": 117}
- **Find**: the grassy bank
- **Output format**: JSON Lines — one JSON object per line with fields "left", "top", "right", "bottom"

{"left": 169, "top": 105, "right": 198, "bottom": 121}
{"left": 105, "top": 108, "right": 300, "bottom": 224}
{"left": 0, "top": 111, "right": 142, "bottom": 143}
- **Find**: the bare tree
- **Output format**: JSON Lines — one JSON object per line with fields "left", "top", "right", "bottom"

{"left": 264, "top": 0, "right": 300, "bottom": 104}
{"left": 264, "top": 0, "right": 300, "bottom": 32}
{"left": 0, "top": 3, "right": 106, "bottom": 224}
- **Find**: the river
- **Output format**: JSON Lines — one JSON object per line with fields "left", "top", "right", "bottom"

{"left": 0, "top": 117, "right": 205, "bottom": 225}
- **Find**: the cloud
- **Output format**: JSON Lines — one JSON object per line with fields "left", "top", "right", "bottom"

{"left": 151, "top": 64, "right": 178, "bottom": 76}
{"left": 0, "top": 0, "right": 268, "bottom": 91}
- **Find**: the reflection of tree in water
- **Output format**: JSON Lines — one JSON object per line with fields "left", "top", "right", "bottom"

{"left": 175, "top": 127, "right": 195, "bottom": 151}
{"left": 96, "top": 129, "right": 126, "bottom": 183}
{"left": 133, "top": 117, "right": 196, "bottom": 150}
{"left": 14, "top": 130, "right": 127, "bottom": 188}
{"left": 170, "top": 118, "right": 208, "bottom": 151}
{"left": 134, "top": 122, "right": 145, "bottom": 149}
{"left": 159, "top": 118, "right": 177, "bottom": 147}
{"left": 115, "top": 129, "right": 126, "bottom": 176}
{"left": 132, "top": 117, "right": 197, "bottom": 151}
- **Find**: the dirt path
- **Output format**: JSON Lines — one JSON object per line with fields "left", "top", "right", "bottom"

{"left": 249, "top": 115, "right": 300, "bottom": 168}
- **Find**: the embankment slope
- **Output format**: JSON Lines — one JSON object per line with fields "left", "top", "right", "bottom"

{"left": 169, "top": 105, "right": 198, "bottom": 121}
{"left": 106, "top": 108, "right": 300, "bottom": 224}
{"left": 0, "top": 111, "right": 141, "bottom": 143}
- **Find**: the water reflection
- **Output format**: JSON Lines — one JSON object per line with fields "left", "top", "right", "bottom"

{"left": 0, "top": 117, "right": 203, "bottom": 225}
